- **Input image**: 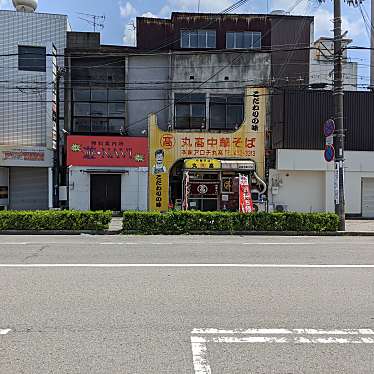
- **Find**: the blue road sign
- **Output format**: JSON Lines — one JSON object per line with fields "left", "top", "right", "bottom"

{"left": 324, "top": 119, "right": 335, "bottom": 138}
{"left": 324, "top": 145, "right": 335, "bottom": 162}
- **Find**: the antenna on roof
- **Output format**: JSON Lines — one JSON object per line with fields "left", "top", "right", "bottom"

{"left": 197, "top": 0, "right": 201, "bottom": 12}
{"left": 76, "top": 12, "right": 106, "bottom": 32}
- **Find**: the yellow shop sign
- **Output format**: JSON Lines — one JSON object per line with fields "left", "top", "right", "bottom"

{"left": 184, "top": 158, "right": 221, "bottom": 170}
{"left": 148, "top": 86, "right": 268, "bottom": 212}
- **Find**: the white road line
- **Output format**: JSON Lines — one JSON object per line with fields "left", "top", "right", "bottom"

{"left": 191, "top": 328, "right": 374, "bottom": 374}
{"left": 192, "top": 336, "right": 374, "bottom": 344}
{"left": 192, "top": 328, "right": 374, "bottom": 335}
{"left": 241, "top": 243, "right": 314, "bottom": 245}
{"left": 0, "top": 329, "right": 11, "bottom": 335}
{"left": 0, "top": 264, "right": 374, "bottom": 268}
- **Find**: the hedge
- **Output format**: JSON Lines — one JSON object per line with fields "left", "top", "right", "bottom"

{"left": 0, "top": 210, "right": 112, "bottom": 231}
{"left": 122, "top": 211, "right": 339, "bottom": 234}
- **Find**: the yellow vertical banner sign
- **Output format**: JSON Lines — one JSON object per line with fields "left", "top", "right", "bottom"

{"left": 148, "top": 86, "right": 268, "bottom": 212}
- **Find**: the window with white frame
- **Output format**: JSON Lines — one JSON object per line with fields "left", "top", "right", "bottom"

{"left": 181, "top": 30, "right": 216, "bottom": 48}
{"left": 226, "top": 32, "right": 262, "bottom": 49}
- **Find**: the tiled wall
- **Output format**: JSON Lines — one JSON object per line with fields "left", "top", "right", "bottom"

{"left": 0, "top": 10, "right": 67, "bottom": 147}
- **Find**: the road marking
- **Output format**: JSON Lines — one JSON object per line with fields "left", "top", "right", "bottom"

{"left": 192, "top": 328, "right": 374, "bottom": 335}
{"left": 241, "top": 243, "right": 314, "bottom": 245}
{"left": 191, "top": 328, "right": 374, "bottom": 374}
{"left": 0, "top": 264, "right": 374, "bottom": 268}
{"left": 0, "top": 329, "right": 11, "bottom": 335}
{"left": 1, "top": 241, "right": 374, "bottom": 247}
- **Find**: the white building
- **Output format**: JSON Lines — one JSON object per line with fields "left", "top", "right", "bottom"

{"left": 269, "top": 150, "right": 374, "bottom": 217}
{"left": 310, "top": 37, "right": 358, "bottom": 91}
{"left": 0, "top": 1, "right": 69, "bottom": 210}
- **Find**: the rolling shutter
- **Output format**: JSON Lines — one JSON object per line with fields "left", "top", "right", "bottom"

{"left": 9, "top": 167, "right": 48, "bottom": 210}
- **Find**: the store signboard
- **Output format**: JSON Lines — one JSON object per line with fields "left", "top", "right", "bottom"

{"left": 149, "top": 86, "right": 268, "bottom": 211}
{"left": 184, "top": 158, "right": 221, "bottom": 170}
{"left": 67, "top": 136, "right": 148, "bottom": 167}
{"left": 0, "top": 147, "right": 53, "bottom": 167}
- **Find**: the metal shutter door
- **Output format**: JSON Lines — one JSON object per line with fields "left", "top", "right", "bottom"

{"left": 9, "top": 167, "right": 48, "bottom": 210}
{"left": 362, "top": 178, "right": 374, "bottom": 218}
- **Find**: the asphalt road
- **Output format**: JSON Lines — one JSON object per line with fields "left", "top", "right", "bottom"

{"left": 1, "top": 235, "right": 374, "bottom": 373}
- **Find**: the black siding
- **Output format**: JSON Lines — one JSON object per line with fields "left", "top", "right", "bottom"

{"left": 272, "top": 90, "right": 374, "bottom": 151}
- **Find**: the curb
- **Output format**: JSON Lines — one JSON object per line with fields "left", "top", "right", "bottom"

{"left": 0, "top": 230, "right": 373, "bottom": 236}
{"left": 0, "top": 230, "right": 122, "bottom": 235}
{"left": 122, "top": 230, "right": 374, "bottom": 236}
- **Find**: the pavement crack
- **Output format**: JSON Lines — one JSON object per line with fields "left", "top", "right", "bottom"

{"left": 22, "top": 245, "right": 48, "bottom": 263}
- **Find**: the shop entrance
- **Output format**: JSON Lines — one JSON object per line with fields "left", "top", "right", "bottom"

{"left": 90, "top": 174, "right": 121, "bottom": 211}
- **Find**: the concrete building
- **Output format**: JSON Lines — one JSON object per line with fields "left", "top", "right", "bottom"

{"left": 0, "top": 2, "right": 69, "bottom": 209}
{"left": 310, "top": 37, "right": 358, "bottom": 91}
{"left": 64, "top": 12, "right": 313, "bottom": 212}
{"left": 270, "top": 90, "right": 374, "bottom": 217}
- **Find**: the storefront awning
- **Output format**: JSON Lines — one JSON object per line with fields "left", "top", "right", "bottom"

{"left": 221, "top": 160, "right": 255, "bottom": 171}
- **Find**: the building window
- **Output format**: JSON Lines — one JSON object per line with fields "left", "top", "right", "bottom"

{"left": 226, "top": 32, "right": 262, "bottom": 49}
{"left": 175, "top": 93, "right": 206, "bottom": 130}
{"left": 72, "top": 87, "right": 126, "bottom": 134}
{"left": 181, "top": 30, "right": 216, "bottom": 48}
{"left": 210, "top": 95, "right": 244, "bottom": 130}
{"left": 18, "top": 45, "right": 46, "bottom": 72}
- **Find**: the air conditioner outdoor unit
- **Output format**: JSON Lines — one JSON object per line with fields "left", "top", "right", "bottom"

{"left": 274, "top": 204, "right": 288, "bottom": 212}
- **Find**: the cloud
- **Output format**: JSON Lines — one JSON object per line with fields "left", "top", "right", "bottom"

{"left": 123, "top": 21, "right": 136, "bottom": 46}
{"left": 119, "top": 1, "right": 137, "bottom": 18}
{"left": 158, "top": 0, "right": 248, "bottom": 15}
{"left": 141, "top": 11, "right": 158, "bottom": 18}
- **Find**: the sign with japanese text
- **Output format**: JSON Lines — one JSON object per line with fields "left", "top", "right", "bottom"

{"left": 67, "top": 136, "right": 148, "bottom": 167}
{"left": 239, "top": 175, "right": 253, "bottom": 213}
{"left": 0, "top": 146, "right": 53, "bottom": 167}
{"left": 149, "top": 86, "right": 267, "bottom": 211}
{"left": 184, "top": 158, "right": 221, "bottom": 170}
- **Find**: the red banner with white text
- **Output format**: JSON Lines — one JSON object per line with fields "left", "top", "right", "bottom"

{"left": 239, "top": 175, "right": 254, "bottom": 213}
{"left": 67, "top": 136, "right": 148, "bottom": 167}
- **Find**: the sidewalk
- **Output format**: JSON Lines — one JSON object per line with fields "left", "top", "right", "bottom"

{"left": 108, "top": 217, "right": 123, "bottom": 233}
{"left": 346, "top": 220, "right": 374, "bottom": 233}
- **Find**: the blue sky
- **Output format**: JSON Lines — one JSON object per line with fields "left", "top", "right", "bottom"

{"left": 1, "top": 0, "right": 372, "bottom": 87}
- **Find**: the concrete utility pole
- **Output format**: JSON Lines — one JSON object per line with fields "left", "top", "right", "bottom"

{"left": 54, "top": 67, "right": 66, "bottom": 208}
{"left": 333, "top": 0, "right": 346, "bottom": 231}
{"left": 371, "top": 0, "right": 374, "bottom": 88}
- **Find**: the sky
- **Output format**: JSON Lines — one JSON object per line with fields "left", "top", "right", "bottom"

{"left": 0, "top": 0, "right": 372, "bottom": 87}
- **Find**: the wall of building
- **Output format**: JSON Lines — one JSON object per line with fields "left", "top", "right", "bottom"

{"left": 269, "top": 149, "right": 374, "bottom": 215}
{"left": 171, "top": 51, "right": 270, "bottom": 91}
{"left": 271, "top": 90, "right": 374, "bottom": 150}
{"left": 310, "top": 61, "right": 358, "bottom": 91}
{"left": 127, "top": 54, "right": 170, "bottom": 134}
{"left": 68, "top": 167, "right": 148, "bottom": 211}
{"left": 0, "top": 10, "right": 68, "bottom": 149}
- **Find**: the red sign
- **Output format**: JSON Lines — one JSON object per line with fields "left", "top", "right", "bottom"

{"left": 239, "top": 175, "right": 254, "bottom": 213}
{"left": 67, "top": 136, "right": 148, "bottom": 167}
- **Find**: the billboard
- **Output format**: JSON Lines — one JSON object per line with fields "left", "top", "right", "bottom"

{"left": 148, "top": 86, "right": 268, "bottom": 211}
{"left": 67, "top": 136, "right": 148, "bottom": 167}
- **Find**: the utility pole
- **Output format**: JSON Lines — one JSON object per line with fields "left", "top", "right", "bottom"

{"left": 371, "top": 0, "right": 374, "bottom": 88}
{"left": 333, "top": 0, "right": 346, "bottom": 231}
{"left": 53, "top": 67, "right": 66, "bottom": 208}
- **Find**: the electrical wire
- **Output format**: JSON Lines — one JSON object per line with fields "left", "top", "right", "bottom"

{"left": 124, "top": 0, "right": 309, "bottom": 131}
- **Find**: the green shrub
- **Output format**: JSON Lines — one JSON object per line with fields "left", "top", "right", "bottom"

{"left": 0, "top": 210, "right": 112, "bottom": 231}
{"left": 122, "top": 211, "right": 339, "bottom": 234}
